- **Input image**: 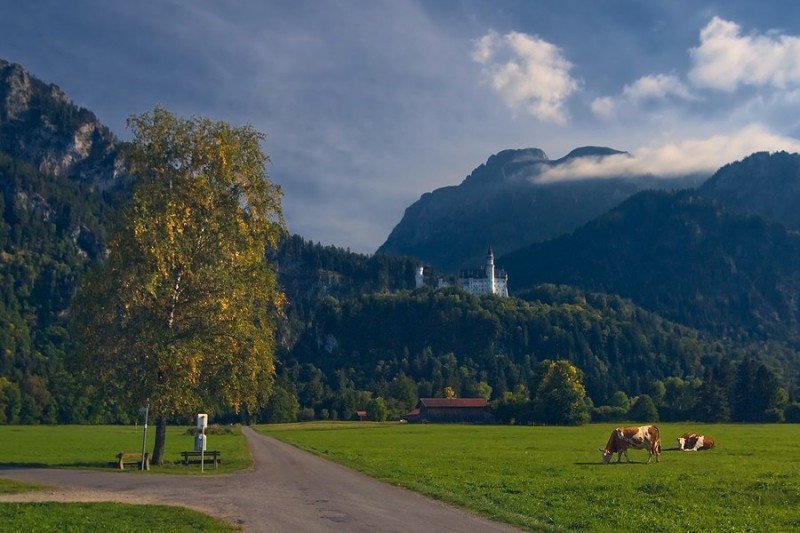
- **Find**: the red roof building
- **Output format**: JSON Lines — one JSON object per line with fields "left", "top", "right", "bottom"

{"left": 405, "top": 398, "right": 493, "bottom": 423}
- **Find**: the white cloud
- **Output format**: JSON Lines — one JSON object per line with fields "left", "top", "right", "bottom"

{"left": 590, "top": 96, "right": 615, "bottom": 117}
{"left": 689, "top": 16, "right": 800, "bottom": 91}
{"left": 622, "top": 73, "right": 694, "bottom": 102}
{"left": 536, "top": 124, "right": 800, "bottom": 182}
{"left": 591, "top": 73, "right": 694, "bottom": 119}
{"left": 472, "top": 30, "right": 579, "bottom": 124}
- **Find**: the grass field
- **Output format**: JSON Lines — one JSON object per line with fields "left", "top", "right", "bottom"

{"left": 2, "top": 422, "right": 799, "bottom": 531}
{"left": 0, "top": 424, "right": 250, "bottom": 474}
{"left": 0, "top": 424, "right": 248, "bottom": 532}
{"left": 256, "top": 422, "right": 800, "bottom": 532}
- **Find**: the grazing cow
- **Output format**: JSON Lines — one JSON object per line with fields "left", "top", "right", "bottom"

{"left": 600, "top": 425, "right": 661, "bottom": 464}
{"left": 677, "top": 433, "right": 715, "bottom": 451}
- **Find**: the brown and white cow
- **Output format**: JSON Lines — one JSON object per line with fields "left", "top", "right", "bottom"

{"left": 677, "top": 432, "right": 715, "bottom": 451}
{"left": 600, "top": 425, "right": 661, "bottom": 464}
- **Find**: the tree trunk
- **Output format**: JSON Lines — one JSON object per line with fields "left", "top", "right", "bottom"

{"left": 152, "top": 416, "right": 167, "bottom": 466}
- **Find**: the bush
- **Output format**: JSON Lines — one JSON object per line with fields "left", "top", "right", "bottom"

{"left": 185, "top": 424, "right": 235, "bottom": 435}
{"left": 764, "top": 407, "right": 785, "bottom": 423}
{"left": 628, "top": 394, "right": 659, "bottom": 422}
{"left": 784, "top": 402, "right": 800, "bottom": 423}
{"left": 298, "top": 407, "right": 315, "bottom": 422}
{"left": 591, "top": 405, "right": 627, "bottom": 422}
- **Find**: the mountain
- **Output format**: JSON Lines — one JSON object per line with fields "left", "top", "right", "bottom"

{"left": 377, "top": 147, "right": 705, "bottom": 272}
{"left": 0, "top": 59, "right": 124, "bottom": 191}
{"left": 499, "top": 189, "right": 800, "bottom": 350}
{"left": 0, "top": 59, "right": 122, "bottom": 422}
{"left": 699, "top": 151, "right": 800, "bottom": 230}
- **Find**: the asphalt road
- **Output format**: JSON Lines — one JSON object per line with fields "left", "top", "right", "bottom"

{"left": 0, "top": 426, "right": 524, "bottom": 533}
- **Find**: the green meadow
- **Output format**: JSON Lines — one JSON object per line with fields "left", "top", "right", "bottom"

{"left": 0, "top": 424, "right": 248, "bottom": 532}
{"left": 0, "top": 424, "right": 250, "bottom": 474}
{"left": 256, "top": 422, "right": 800, "bottom": 532}
{"left": 1, "top": 423, "right": 799, "bottom": 532}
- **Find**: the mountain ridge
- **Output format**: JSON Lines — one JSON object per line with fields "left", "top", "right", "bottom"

{"left": 378, "top": 146, "right": 702, "bottom": 271}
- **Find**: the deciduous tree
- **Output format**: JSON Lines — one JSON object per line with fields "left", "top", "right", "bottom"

{"left": 532, "top": 359, "right": 589, "bottom": 425}
{"left": 72, "top": 107, "right": 284, "bottom": 465}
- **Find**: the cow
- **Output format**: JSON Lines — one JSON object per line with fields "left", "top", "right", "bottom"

{"left": 677, "top": 432, "right": 715, "bottom": 451}
{"left": 600, "top": 425, "right": 661, "bottom": 464}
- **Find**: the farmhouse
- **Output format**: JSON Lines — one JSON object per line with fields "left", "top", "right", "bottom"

{"left": 405, "top": 398, "right": 494, "bottom": 423}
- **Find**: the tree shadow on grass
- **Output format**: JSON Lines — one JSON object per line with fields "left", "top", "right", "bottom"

{"left": 0, "top": 461, "right": 128, "bottom": 470}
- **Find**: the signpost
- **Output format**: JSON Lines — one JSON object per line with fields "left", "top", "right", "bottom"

{"left": 139, "top": 398, "right": 149, "bottom": 471}
{"left": 196, "top": 413, "right": 208, "bottom": 472}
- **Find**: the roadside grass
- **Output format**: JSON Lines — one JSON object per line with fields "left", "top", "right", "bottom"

{"left": 0, "top": 424, "right": 250, "bottom": 474}
{"left": 256, "top": 422, "right": 800, "bottom": 532}
{"left": 0, "top": 478, "right": 46, "bottom": 494}
{"left": 1, "top": 502, "right": 238, "bottom": 532}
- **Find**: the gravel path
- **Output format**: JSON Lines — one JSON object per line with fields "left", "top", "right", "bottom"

{"left": 0, "top": 427, "right": 524, "bottom": 533}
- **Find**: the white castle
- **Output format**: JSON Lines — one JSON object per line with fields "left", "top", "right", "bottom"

{"left": 416, "top": 247, "right": 508, "bottom": 297}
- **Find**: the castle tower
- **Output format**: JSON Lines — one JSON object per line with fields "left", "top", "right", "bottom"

{"left": 486, "top": 247, "right": 496, "bottom": 295}
{"left": 415, "top": 265, "right": 425, "bottom": 289}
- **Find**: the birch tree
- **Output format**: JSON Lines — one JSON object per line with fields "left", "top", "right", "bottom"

{"left": 73, "top": 107, "right": 285, "bottom": 464}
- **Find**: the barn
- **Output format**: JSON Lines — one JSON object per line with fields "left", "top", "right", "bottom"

{"left": 405, "top": 398, "right": 494, "bottom": 423}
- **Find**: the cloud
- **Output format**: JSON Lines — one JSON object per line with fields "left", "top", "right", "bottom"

{"left": 591, "top": 73, "right": 694, "bottom": 119}
{"left": 590, "top": 96, "right": 615, "bottom": 118}
{"left": 689, "top": 16, "right": 800, "bottom": 91}
{"left": 622, "top": 74, "right": 694, "bottom": 102}
{"left": 536, "top": 124, "right": 800, "bottom": 182}
{"left": 472, "top": 30, "right": 580, "bottom": 124}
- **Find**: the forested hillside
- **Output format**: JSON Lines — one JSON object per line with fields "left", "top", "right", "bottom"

{"left": 272, "top": 283, "right": 793, "bottom": 424}
{"left": 500, "top": 189, "right": 800, "bottom": 351}
{"left": 0, "top": 59, "right": 120, "bottom": 423}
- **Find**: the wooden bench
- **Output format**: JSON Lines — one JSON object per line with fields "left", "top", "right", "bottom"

{"left": 181, "top": 450, "right": 221, "bottom": 468}
{"left": 115, "top": 452, "right": 150, "bottom": 470}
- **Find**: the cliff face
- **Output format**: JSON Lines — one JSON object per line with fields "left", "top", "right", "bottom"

{"left": 0, "top": 58, "right": 125, "bottom": 191}
{"left": 377, "top": 146, "right": 704, "bottom": 272}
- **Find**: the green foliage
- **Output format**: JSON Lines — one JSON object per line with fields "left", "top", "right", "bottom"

{"left": 260, "top": 382, "right": 300, "bottom": 424}
{"left": 71, "top": 107, "right": 285, "bottom": 461}
{"left": 501, "top": 189, "right": 800, "bottom": 355}
{"left": 366, "top": 397, "right": 388, "bottom": 421}
{"left": 531, "top": 359, "right": 589, "bottom": 425}
{"left": 627, "top": 394, "right": 659, "bottom": 422}
{"left": 282, "top": 284, "right": 757, "bottom": 421}
{"left": 784, "top": 402, "right": 800, "bottom": 422}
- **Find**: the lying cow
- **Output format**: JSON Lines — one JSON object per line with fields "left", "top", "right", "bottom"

{"left": 600, "top": 425, "right": 661, "bottom": 464}
{"left": 677, "top": 432, "right": 715, "bottom": 451}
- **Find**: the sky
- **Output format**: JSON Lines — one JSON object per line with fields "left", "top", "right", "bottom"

{"left": 4, "top": 1, "right": 800, "bottom": 254}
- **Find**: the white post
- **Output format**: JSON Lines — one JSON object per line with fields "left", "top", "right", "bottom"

{"left": 140, "top": 398, "right": 149, "bottom": 471}
{"left": 197, "top": 413, "right": 208, "bottom": 473}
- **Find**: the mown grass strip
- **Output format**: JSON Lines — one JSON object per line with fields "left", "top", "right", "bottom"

{"left": 0, "top": 502, "right": 238, "bottom": 532}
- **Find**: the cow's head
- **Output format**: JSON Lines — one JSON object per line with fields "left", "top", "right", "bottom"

{"left": 600, "top": 448, "right": 612, "bottom": 464}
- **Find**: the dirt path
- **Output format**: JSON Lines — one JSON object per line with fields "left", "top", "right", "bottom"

{"left": 0, "top": 427, "right": 524, "bottom": 533}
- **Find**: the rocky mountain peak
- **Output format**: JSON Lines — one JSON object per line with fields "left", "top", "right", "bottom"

{"left": 463, "top": 147, "right": 549, "bottom": 186}
{"left": 0, "top": 57, "right": 124, "bottom": 189}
